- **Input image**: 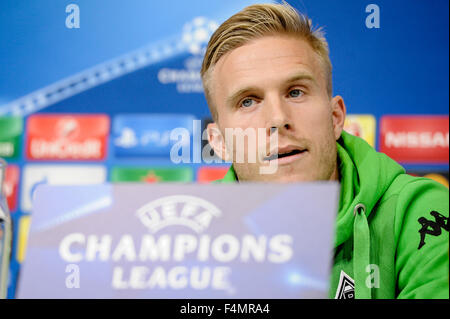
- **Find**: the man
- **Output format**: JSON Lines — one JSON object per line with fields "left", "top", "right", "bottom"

{"left": 200, "top": 3, "right": 449, "bottom": 298}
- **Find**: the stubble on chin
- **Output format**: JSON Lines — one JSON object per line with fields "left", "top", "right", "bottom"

{"left": 232, "top": 135, "right": 338, "bottom": 182}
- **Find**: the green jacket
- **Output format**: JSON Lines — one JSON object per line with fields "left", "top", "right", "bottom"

{"left": 215, "top": 131, "right": 449, "bottom": 299}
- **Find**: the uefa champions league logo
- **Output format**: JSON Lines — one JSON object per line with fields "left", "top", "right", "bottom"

{"left": 157, "top": 16, "right": 218, "bottom": 93}
{"left": 136, "top": 195, "right": 222, "bottom": 234}
{"left": 182, "top": 17, "right": 219, "bottom": 56}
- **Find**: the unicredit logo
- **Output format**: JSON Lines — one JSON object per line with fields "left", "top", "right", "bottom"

{"left": 136, "top": 195, "right": 221, "bottom": 234}
{"left": 26, "top": 114, "right": 109, "bottom": 161}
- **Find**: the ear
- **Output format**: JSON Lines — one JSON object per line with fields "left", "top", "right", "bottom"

{"left": 330, "top": 95, "right": 347, "bottom": 140}
{"left": 206, "top": 122, "right": 230, "bottom": 161}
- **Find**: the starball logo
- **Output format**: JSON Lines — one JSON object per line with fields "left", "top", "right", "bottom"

{"left": 157, "top": 17, "right": 219, "bottom": 93}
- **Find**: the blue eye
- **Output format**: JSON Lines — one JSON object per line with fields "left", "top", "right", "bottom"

{"left": 241, "top": 98, "right": 254, "bottom": 108}
{"left": 289, "top": 89, "right": 303, "bottom": 98}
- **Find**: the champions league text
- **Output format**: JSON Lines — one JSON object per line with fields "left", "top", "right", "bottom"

{"left": 58, "top": 233, "right": 293, "bottom": 290}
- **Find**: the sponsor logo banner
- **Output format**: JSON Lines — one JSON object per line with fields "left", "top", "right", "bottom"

{"left": 20, "top": 164, "right": 107, "bottom": 213}
{"left": 17, "top": 183, "right": 338, "bottom": 298}
{"left": 26, "top": 114, "right": 109, "bottom": 161}
{"left": 110, "top": 167, "right": 193, "bottom": 183}
{"left": 113, "top": 114, "right": 198, "bottom": 158}
{"left": 380, "top": 116, "right": 449, "bottom": 163}
{"left": 0, "top": 117, "right": 23, "bottom": 159}
{"left": 344, "top": 114, "right": 376, "bottom": 147}
{"left": 3, "top": 164, "right": 19, "bottom": 212}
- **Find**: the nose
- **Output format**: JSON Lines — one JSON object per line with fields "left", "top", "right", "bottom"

{"left": 265, "top": 95, "right": 292, "bottom": 137}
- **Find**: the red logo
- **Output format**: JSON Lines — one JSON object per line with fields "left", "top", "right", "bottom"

{"left": 141, "top": 172, "right": 161, "bottom": 183}
{"left": 380, "top": 116, "right": 449, "bottom": 163}
{"left": 197, "top": 167, "right": 229, "bottom": 183}
{"left": 26, "top": 114, "right": 110, "bottom": 160}
{"left": 3, "top": 165, "right": 19, "bottom": 212}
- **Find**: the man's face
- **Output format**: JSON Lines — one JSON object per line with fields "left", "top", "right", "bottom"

{"left": 207, "top": 35, "right": 346, "bottom": 182}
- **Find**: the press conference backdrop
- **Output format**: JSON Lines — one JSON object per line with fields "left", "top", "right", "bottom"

{"left": 0, "top": 0, "right": 448, "bottom": 298}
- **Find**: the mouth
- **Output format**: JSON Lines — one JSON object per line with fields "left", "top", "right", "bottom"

{"left": 263, "top": 147, "right": 307, "bottom": 163}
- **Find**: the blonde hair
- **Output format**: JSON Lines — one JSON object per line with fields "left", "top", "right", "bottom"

{"left": 201, "top": 2, "right": 332, "bottom": 121}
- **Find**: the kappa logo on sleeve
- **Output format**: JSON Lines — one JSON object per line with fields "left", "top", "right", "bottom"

{"left": 335, "top": 270, "right": 355, "bottom": 299}
{"left": 418, "top": 211, "right": 449, "bottom": 250}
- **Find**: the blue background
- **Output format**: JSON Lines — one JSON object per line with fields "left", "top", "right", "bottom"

{"left": 1, "top": 0, "right": 448, "bottom": 116}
